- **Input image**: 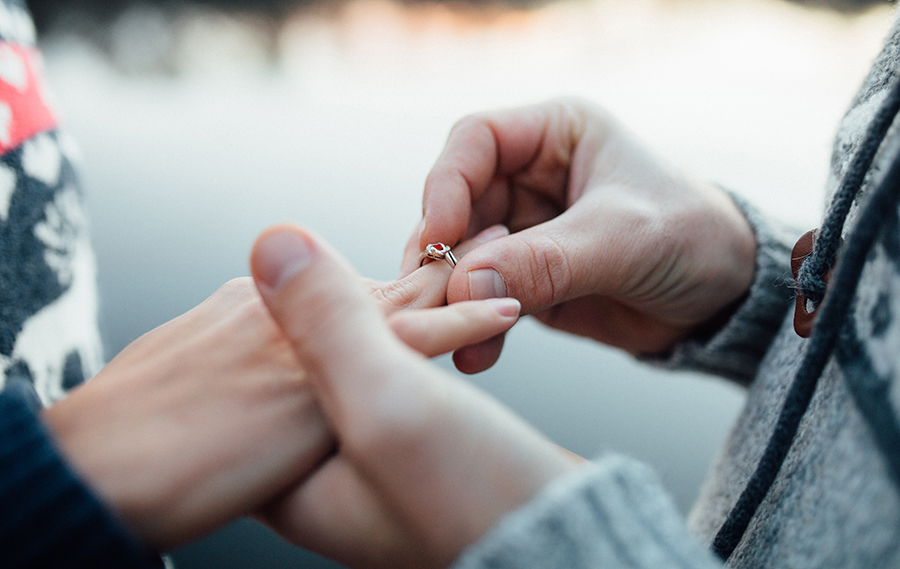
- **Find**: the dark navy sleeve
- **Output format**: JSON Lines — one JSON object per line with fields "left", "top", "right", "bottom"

{"left": 0, "top": 386, "right": 165, "bottom": 569}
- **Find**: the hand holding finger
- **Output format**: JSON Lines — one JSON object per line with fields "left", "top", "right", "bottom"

{"left": 251, "top": 225, "right": 402, "bottom": 426}
{"left": 413, "top": 100, "right": 590, "bottom": 260}
{"left": 43, "top": 278, "right": 333, "bottom": 549}
{"left": 389, "top": 298, "right": 520, "bottom": 358}
{"left": 372, "top": 224, "right": 509, "bottom": 315}
{"left": 251, "top": 224, "right": 580, "bottom": 568}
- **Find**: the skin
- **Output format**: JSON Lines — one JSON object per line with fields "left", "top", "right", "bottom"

{"left": 240, "top": 99, "right": 761, "bottom": 567}
{"left": 251, "top": 226, "right": 581, "bottom": 569}
{"left": 43, "top": 98, "right": 758, "bottom": 566}
{"left": 400, "top": 98, "right": 757, "bottom": 373}
{"left": 40, "top": 226, "right": 515, "bottom": 551}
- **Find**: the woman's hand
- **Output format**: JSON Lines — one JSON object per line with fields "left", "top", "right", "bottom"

{"left": 401, "top": 98, "right": 757, "bottom": 372}
{"left": 40, "top": 227, "right": 515, "bottom": 551}
{"left": 252, "top": 225, "right": 581, "bottom": 569}
{"left": 41, "top": 278, "right": 328, "bottom": 550}
{"left": 375, "top": 225, "right": 521, "bottom": 356}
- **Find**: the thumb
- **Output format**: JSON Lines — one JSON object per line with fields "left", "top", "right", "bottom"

{"left": 250, "top": 225, "right": 400, "bottom": 425}
{"left": 447, "top": 212, "right": 600, "bottom": 315}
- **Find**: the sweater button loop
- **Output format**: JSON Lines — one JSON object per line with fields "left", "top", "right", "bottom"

{"left": 791, "top": 229, "right": 832, "bottom": 338}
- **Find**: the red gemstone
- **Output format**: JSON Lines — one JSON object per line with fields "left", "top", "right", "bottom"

{"left": 433, "top": 244, "right": 444, "bottom": 251}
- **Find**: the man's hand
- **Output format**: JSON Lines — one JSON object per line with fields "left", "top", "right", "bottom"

{"left": 401, "top": 98, "right": 756, "bottom": 372}
{"left": 375, "top": 225, "right": 522, "bottom": 356}
{"left": 252, "top": 226, "right": 580, "bottom": 569}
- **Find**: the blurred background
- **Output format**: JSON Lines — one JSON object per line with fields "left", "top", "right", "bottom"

{"left": 28, "top": 0, "right": 896, "bottom": 566}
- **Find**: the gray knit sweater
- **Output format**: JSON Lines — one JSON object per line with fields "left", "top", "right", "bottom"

{"left": 453, "top": 7, "right": 900, "bottom": 569}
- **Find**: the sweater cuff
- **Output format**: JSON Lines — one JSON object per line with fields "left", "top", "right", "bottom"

{"left": 0, "top": 387, "right": 165, "bottom": 569}
{"left": 452, "top": 455, "right": 722, "bottom": 569}
{"left": 646, "top": 193, "right": 798, "bottom": 385}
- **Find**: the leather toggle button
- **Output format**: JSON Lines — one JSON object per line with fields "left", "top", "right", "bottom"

{"left": 791, "top": 229, "right": 833, "bottom": 338}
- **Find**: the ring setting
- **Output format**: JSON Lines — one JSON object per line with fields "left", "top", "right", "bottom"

{"left": 419, "top": 243, "right": 458, "bottom": 268}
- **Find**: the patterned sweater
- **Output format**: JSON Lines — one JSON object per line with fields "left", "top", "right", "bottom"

{"left": 0, "top": 0, "right": 162, "bottom": 565}
{"left": 454, "top": 6, "right": 900, "bottom": 569}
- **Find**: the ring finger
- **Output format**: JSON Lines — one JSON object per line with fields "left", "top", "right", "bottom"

{"left": 366, "top": 224, "right": 509, "bottom": 315}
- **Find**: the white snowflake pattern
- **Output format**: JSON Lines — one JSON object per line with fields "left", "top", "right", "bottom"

{"left": 21, "top": 132, "right": 61, "bottom": 186}
{"left": 0, "top": 44, "right": 26, "bottom": 92}
{"left": 0, "top": 100, "right": 11, "bottom": 147}
{"left": 34, "top": 186, "right": 85, "bottom": 288}
{"left": 0, "top": 1, "right": 35, "bottom": 46}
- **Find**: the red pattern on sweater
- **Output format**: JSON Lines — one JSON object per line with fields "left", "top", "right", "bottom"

{"left": 0, "top": 42, "right": 56, "bottom": 154}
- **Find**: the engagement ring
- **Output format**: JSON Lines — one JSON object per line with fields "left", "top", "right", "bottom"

{"left": 419, "top": 243, "right": 458, "bottom": 268}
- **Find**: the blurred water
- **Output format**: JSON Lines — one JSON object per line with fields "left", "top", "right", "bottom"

{"left": 38, "top": 0, "right": 894, "bottom": 566}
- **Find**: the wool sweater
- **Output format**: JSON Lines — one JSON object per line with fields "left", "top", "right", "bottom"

{"left": 453, "top": 7, "right": 900, "bottom": 569}
{"left": 0, "top": 0, "right": 163, "bottom": 565}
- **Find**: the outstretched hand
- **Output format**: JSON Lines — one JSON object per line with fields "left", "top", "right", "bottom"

{"left": 401, "top": 98, "right": 756, "bottom": 372}
{"left": 41, "top": 227, "right": 518, "bottom": 551}
{"left": 252, "top": 225, "right": 580, "bottom": 569}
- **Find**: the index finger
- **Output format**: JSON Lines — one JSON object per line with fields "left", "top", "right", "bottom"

{"left": 417, "top": 104, "right": 560, "bottom": 254}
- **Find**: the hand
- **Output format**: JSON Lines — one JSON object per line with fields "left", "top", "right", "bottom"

{"left": 41, "top": 278, "right": 328, "bottom": 549}
{"left": 370, "top": 224, "right": 522, "bottom": 356}
{"left": 40, "top": 230, "right": 515, "bottom": 550}
{"left": 251, "top": 226, "right": 581, "bottom": 569}
{"left": 401, "top": 98, "right": 756, "bottom": 372}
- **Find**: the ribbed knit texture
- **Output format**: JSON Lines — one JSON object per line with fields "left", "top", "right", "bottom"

{"left": 0, "top": 389, "right": 164, "bottom": 569}
{"left": 453, "top": 457, "right": 723, "bottom": 569}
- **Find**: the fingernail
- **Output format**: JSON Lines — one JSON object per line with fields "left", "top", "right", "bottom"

{"left": 473, "top": 224, "right": 509, "bottom": 243}
{"left": 467, "top": 268, "right": 507, "bottom": 300}
{"left": 485, "top": 297, "right": 520, "bottom": 318}
{"left": 255, "top": 229, "right": 313, "bottom": 290}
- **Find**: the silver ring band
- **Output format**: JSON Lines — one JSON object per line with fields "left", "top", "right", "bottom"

{"left": 419, "top": 243, "right": 458, "bottom": 268}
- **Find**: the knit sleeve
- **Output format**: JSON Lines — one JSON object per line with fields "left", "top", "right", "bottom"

{"left": 0, "top": 386, "right": 165, "bottom": 569}
{"left": 645, "top": 193, "right": 798, "bottom": 385}
{"left": 452, "top": 455, "right": 723, "bottom": 569}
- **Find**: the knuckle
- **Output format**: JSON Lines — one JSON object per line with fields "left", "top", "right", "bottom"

{"left": 217, "top": 276, "right": 255, "bottom": 297}
{"left": 429, "top": 118, "right": 494, "bottom": 176}
{"left": 559, "top": 95, "right": 607, "bottom": 121}
{"left": 371, "top": 278, "right": 423, "bottom": 312}
{"left": 200, "top": 277, "right": 261, "bottom": 320}
{"left": 518, "top": 236, "right": 573, "bottom": 310}
{"left": 452, "top": 112, "right": 489, "bottom": 134}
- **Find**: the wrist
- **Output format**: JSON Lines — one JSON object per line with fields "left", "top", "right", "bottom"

{"left": 683, "top": 183, "right": 757, "bottom": 335}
